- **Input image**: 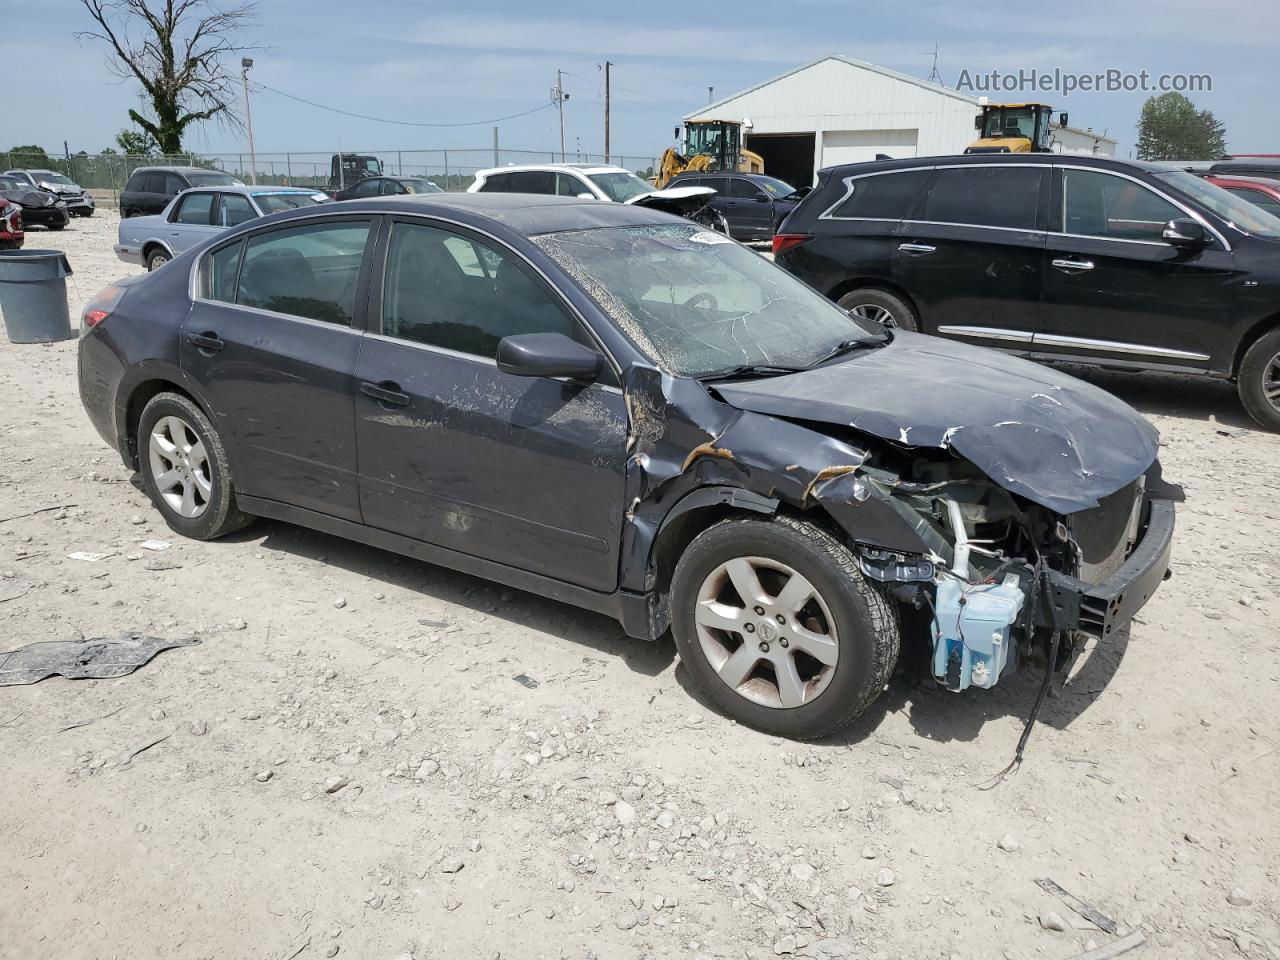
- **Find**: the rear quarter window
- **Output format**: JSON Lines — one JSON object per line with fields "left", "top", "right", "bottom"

{"left": 825, "top": 170, "right": 931, "bottom": 220}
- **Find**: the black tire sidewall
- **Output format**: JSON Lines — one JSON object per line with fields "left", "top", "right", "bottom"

{"left": 671, "top": 518, "right": 889, "bottom": 739}
{"left": 837, "top": 288, "right": 918, "bottom": 332}
{"left": 146, "top": 250, "right": 169, "bottom": 271}
{"left": 1239, "top": 329, "right": 1280, "bottom": 431}
{"left": 137, "top": 394, "right": 235, "bottom": 540}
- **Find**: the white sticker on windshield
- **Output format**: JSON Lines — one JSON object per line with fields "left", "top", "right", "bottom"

{"left": 687, "top": 231, "right": 733, "bottom": 245}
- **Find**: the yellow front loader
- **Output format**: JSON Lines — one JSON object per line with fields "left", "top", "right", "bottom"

{"left": 966, "top": 103, "right": 1068, "bottom": 154}
{"left": 656, "top": 120, "right": 765, "bottom": 188}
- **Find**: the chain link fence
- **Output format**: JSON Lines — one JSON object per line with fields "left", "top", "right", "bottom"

{"left": 2, "top": 148, "right": 662, "bottom": 203}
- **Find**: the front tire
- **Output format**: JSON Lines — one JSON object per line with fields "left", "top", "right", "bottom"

{"left": 1238, "top": 328, "right": 1280, "bottom": 431}
{"left": 671, "top": 516, "right": 899, "bottom": 740}
{"left": 137, "top": 392, "right": 253, "bottom": 540}
{"left": 836, "top": 287, "right": 918, "bottom": 332}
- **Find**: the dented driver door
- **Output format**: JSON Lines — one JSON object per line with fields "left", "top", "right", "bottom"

{"left": 353, "top": 219, "right": 629, "bottom": 592}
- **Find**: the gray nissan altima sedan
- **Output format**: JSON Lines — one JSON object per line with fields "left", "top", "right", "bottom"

{"left": 78, "top": 193, "right": 1178, "bottom": 740}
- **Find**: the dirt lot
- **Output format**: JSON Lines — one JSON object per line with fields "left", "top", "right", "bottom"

{"left": 1, "top": 214, "right": 1278, "bottom": 960}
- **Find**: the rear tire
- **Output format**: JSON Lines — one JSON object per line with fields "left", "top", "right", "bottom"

{"left": 145, "top": 248, "right": 170, "bottom": 271}
{"left": 1238, "top": 328, "right": 1280, "bottom": 431}
{"left": 671, "top": 515, "right": 899, "bottom": 740}
{"left": 124, "top": 208, "right": 141, "bottom": 219}
{"left": 836, "top": 287, "right": 918, "bottom": 332}
{"left": 137, "top": 392, "right": 254, "bottom": 540}
{"left": 47, "top": 222, "right": 65, "bottom": 231}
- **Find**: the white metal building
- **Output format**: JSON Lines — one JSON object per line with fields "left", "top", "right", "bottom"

{"left": 684, "top": 56, "right": 1116, "bottom": 188}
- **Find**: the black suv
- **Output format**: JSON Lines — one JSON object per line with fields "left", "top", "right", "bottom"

{"left": 120, "top": 166, "right": 242, "bottom": 218}
{"left": 666, "top": 172, "right": 802, "bottom": 242}
{"left": 774, "top": 154, "right": 1280, "bottom": 430}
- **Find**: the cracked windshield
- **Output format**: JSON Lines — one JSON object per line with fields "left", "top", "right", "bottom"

{"left": 535, "top": 224, "right": 880, "bottom": 377}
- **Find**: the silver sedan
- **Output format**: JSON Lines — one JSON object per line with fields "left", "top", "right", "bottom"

{"left": 115, "top": 185, "right": 330, "bottom": 271}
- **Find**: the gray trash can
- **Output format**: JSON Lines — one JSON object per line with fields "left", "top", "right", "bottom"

{"left": 0, "top": 249, "right": 74, "bottom": 344}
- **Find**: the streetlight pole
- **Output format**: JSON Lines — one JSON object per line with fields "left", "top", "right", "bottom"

{"left": 553, "top": 70, "right": 569, "bottom": 162}
{"left": 241, "top": 57, "right": 257, "bottom": 185}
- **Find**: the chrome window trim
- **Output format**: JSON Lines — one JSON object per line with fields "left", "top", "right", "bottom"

{"left": 189, "top": 207, "right": 624, "bottom": 380}
{"left": 816, "top": 161, "right": 1235, "bottom": 251}
{"left": 1055, "top": 164, "right": 1233, "bottom": 252}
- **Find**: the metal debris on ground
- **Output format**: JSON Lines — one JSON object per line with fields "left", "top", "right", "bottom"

{"left": 139, "top": 539, "right": 171, "bottom": 551}
{"left": 1035, "top": 877, "right": 1119, "bottom": 934}
{"left": 0, "top": 632, "right": 200, "bottom": 686}
{"left": 66, "top": 551, "right": 114, "bottom": 562}
{"left": 512, "top": 673, "right": 540, "bottom": 689}
{"left": 1061, "top": 929, "right": 1146, "bottom": 960}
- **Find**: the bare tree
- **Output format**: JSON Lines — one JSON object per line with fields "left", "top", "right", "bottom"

{"left": 78, "top": 0, "right": 257, "bottom": 155}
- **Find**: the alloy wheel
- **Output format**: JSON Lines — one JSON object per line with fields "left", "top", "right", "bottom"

{"left": 1265, "top": 350, "right": 1280, "bottom": 414}
{"left": 850, "top": 303, "right": 895, "bottom": 327}
{"left": 693, "top": 556, "right": 840, "bottom": 709}
{"left": 148, "top": 253, "right": 169, "bottom": 270}
{"left": 148, "top": 415, "right": 211, "bottom": 519}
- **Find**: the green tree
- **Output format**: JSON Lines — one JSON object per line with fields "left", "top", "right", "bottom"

{"left": 1135, "top": 92, "right": 1227, "bottom": 161}
{"left": 115, "top": 127, "right": 158, "bottom": 156}
{"left": 77, "top": 0, "right": 258, "bottom": 155}
{"left": 4, "top": 144, "right": 52, "bottom": 166}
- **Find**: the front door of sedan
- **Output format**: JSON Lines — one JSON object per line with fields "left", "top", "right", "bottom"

{"left": 354, "top": 219, "right": 628, "bottom": 592}
{"left": 1036, "top": 167, "right": 1237, "bottom": 366}
{"left": 723, "top": 178, "right": 774, "bottom": 240}
{"left": 165, "top": 190, "right": 222, "bottom": 255}
{"left": 894, "top": 164, "right": 1048, "bottom": 344}
{"left": 181, "top": 218, "right": 376, "bottom": 522}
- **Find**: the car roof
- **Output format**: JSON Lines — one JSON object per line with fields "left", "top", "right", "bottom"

{"left": 1205, "top": 174, "right": 1280, "bottom": 190}
{"left": 130, "top": 165, "right": 231, "bottom": 174}
{"left": 274, "top": 192, "right": 681, "bottom": 235}
{"left": 817, "top": 153, "right": 1166, "bottom": 178}
{"left": 180, "top": 184, "right": 319, "bottom": 196}
{"left": 474, "top": 164, "right": 630, "bottom": 177}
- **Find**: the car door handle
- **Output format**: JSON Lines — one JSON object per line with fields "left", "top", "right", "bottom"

{"left": 360, "top": 380, "right": 411, "bottom": 407}
{"left": 898, "top": 243, "right": 937, "bottom": 255}
{"left": 1052, "top": 258, "right": 1095, "bottom": 273}
{"left": 186, "top": 331, "right": 224, "bottom": 353}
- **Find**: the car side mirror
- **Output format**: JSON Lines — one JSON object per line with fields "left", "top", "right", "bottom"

{"left": 1163, "top": 218, "right": 1206, "bottom": 248}
{"left": 974, "top": 114, "right": 983, "bottom": 130}
{"left": 1059, "top": 112, "right": 1069, "bottom": 128}
{"left": 497, "top": 332, "right": 601, "bottom": 381}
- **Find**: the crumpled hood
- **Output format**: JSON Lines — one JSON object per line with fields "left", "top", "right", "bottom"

{"left": 0, "top": 188, "right": 56, "bottom": 207}
{"left": 627, "top": 185, "right": 716, "bottom": 216}
{"left": 713, "top": 331, "right": 1160, "bottom": 514}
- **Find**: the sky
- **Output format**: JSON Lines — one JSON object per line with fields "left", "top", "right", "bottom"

{"left": 11, "top": 0, "right": 1278, "bottom": 170}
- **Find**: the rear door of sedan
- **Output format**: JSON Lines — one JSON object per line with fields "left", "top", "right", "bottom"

{"left": 182, "top": 215, "right": 377, "bottom": 521}
{"left": 353, "top": 216, "right": 628, "bottom": 592}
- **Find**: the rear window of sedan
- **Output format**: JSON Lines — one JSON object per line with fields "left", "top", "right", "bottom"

{"left": 253, "top": 192, "right": 327, "bottom": 213}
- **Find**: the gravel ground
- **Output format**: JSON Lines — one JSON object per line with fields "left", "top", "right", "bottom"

{"left": 1, "top": 213, "right": 1278, "bottom": 960}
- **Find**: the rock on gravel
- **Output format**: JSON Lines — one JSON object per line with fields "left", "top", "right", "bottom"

{"left": 1039, "top": 910, "right": 1068, "bottom": 932}
{"left": 997, "top": 832, "right": 1021, "bottom": 852}
{"left": 1226, "top": 887, "right": 1253, "bottom": 906}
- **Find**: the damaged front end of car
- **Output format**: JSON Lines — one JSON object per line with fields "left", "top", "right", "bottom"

{"left": 616, "top": 354, "right": 1180, "bottom": 700}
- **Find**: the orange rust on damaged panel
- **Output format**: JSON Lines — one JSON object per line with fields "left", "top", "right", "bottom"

{"left": 681, "top": 442, "right": 735, "bottom": 472}
{"left": 802, "top": 465, "right": 862, "bottom": 504}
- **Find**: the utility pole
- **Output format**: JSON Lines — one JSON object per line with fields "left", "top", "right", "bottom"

{"left": 241, "top": 57, "right": 258, "bottom": 185}
{"left": 552, "top": 70, "right": 569, "bottom": 162}
{"left": 708, "top": 86, "right": 714, "bottom": 104}
{"left": 604, "top": 61, "right": 612, "bottom": 164}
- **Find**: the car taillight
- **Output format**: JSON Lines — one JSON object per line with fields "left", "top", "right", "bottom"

{"left": 772, "top": 233, "right": 812, "bottom": 256}
{"left": 80, "top": 283, "right": 128, "bottom": 338}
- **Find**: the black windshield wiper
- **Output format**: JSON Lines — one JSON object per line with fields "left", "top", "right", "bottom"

{"left": 697, "top": 363, "right": 809, "bottom": 384}
{"left": 807, "top": 334, "right": 891, "bottom": 368}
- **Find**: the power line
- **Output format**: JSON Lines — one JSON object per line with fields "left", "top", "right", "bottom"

{"left": 253, "top": 82, "right": 558, "bottom": 128}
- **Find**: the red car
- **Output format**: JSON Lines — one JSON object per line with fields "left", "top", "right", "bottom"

{"left": 1204, "top": 175, "right": 1280, "bottom": 217}
{"left": 0, "top": 197, "right": 22, "bottom": 249}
